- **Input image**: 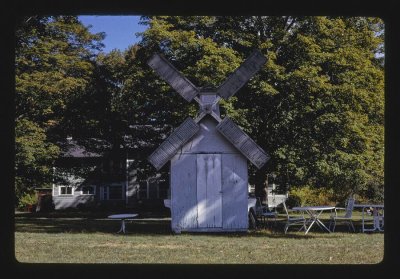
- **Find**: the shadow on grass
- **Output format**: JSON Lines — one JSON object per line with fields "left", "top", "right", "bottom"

{"left": 15, "top": 212, "right": 381, "bottom": 237}
{"left": 248, "top": 219, "right": 381, "bottom": 238}
{"left": 15, "top": 217, "right": 174, "bottom": 235}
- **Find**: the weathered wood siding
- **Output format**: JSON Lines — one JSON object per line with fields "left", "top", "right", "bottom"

{"left": 221, "top": 154, "right": 248, "bottom": 229}
{"left": 197, "top": 154, "right": 222, "bottom": 228}
{"left": 179, "top": 117, "right": 238, "bottom": 154}
{"left": 170, "top": 154, "right": 198, "bottom": 232}
{"left": 170, "top": 116, "right": 248, "bottom": 232}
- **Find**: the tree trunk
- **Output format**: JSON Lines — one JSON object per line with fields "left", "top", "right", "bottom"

{"left": 254, "top": 169, "right": 268, "bottom": 203}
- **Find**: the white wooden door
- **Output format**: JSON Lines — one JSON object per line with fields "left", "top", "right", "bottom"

{"left": 196, "top": 154, "right": 222, "bottom": 228}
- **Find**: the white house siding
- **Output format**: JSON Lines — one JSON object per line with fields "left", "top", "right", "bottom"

{"left": 126, "top": 161, "right": 140, "bottom": 201}
{"left": 53, "top": 194, "right": 95, "bottom": 210}
{"left": 127, "top": 181, "right": 140, "bottom": 199}
{"left": 53, "top": 168, "right": 123, "bottom": 210}
{"left": 53, "top": 185, "right": 60, "bottom": 196}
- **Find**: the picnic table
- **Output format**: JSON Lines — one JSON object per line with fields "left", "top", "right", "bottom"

{"left": 353, "top": 204, "right": 384, "bottom": 232}
{"left": 292, "top": 206, "right": 335, "bottom": 234}
{"left": 107, "top": 213, "right": 138, "bottom": 234}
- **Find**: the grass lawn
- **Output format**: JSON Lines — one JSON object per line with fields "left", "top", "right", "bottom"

{"left": 14, "top": 211, "right": 384, "bottom": 264}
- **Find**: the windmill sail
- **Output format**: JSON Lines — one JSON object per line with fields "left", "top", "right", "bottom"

{"left": 217, "top": 50, "right": 267, "bottom": 100}
{"left": 148, "top": 54, "right": 199, "bottom": 102}
{"left": 148, "top": 117, "right": 200, "bottom": 170}
{"left": 216, "top": 117, "right": 270, "bottom": 169}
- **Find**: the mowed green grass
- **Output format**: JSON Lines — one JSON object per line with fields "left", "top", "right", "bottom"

{"left": 14, "top": 212, "right": 384, "bottom": 264}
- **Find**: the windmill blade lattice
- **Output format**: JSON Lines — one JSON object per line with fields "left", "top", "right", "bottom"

{"left": 217, "top": 50, "right": 267, "bottom": 100}
{"left": 148, "top": 117, "right": 200, "bottom": 170}
{"left": 216, "top": 117, "right": 270, "bottom": 169}
{"left": 148, "top": 53, "right": 199, "bottom": 102}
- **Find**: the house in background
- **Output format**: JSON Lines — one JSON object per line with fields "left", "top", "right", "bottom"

{"left": 52, "top": 137, "right": 168, "bottom": 210}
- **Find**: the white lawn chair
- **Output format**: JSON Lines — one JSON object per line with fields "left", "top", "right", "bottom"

{"left": 371, "top": 206, "right": 384, "bottom": 232}
{"left": 329, "top": 198, "right": 355, "bottom": 232}
{"left": 283, "top": 202, "right": 307, "bottom": 234}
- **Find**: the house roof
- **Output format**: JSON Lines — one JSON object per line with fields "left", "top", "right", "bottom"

{"left": 58, "top": 138, "right": 109, "bottom": 158}
{"left": 57, "top": 134, "right": 163, "bottom": 160}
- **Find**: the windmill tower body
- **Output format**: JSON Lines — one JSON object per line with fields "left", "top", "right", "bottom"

{"left": 147, "top": 50, "right": 270, "bottom": 233}
{"left": 170, "top": 116, "right": 248, "bottom": 232}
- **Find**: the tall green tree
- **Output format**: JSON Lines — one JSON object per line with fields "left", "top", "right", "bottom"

{"left": 135, "top": 16, "right": 384, "bottom": 202}
{"left": 15, "top": 16, "right": 104, "bottom": 198}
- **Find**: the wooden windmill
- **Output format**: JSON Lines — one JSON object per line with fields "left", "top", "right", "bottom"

{"left": 147, "top": 50, "right": 270, "bottom": 233}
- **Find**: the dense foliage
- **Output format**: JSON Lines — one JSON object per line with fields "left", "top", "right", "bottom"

{"left": 135, "top": 16, "right": 384, "bottom": 203}
{"left": 15, "top": 16, "right": 104, "bottom": 198}
{"left": 14, "top": 15, "right": 384, "bottom": 204}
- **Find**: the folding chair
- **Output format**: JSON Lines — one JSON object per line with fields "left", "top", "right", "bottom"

{"left": 329, "top": 198, "right": 355, "bottom": 232}
{"left": 283, "top": 202, "right": 307, "bottom": 234}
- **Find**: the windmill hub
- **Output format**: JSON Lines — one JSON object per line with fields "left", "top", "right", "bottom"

{"left": 199, "top": 91, "right": 220, "bottom": 116}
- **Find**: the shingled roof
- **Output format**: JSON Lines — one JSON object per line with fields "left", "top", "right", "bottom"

{"left": 58, "top": 137, "right": 109, "bottom": 158}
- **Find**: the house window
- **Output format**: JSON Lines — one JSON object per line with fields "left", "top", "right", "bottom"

{"left": 137, "top": 179, "right": 164, "bottom": 199}
{"left": 100, "top": 186, "right": 108, "bottom": 200}
{"left": 100, "top": 185, "right": 123, "bottom": 200}
{"left": 59, "top": 186, "right": 73, "bottom": 195}
{"left": 81, "top": 186, "right": 95, "bottom": 195}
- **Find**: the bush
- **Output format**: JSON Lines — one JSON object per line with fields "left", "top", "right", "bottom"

{"left": 18, "top": 192, "right": 38, "bottom": 211}
{"left": 358, "top": 184, "right": 384, "bottom": 204}
{"left": 288, "top": 186, "right": 336, "bottom": 206}
{"left": 285, "top": 194, "right": 302, "bottom": 208}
